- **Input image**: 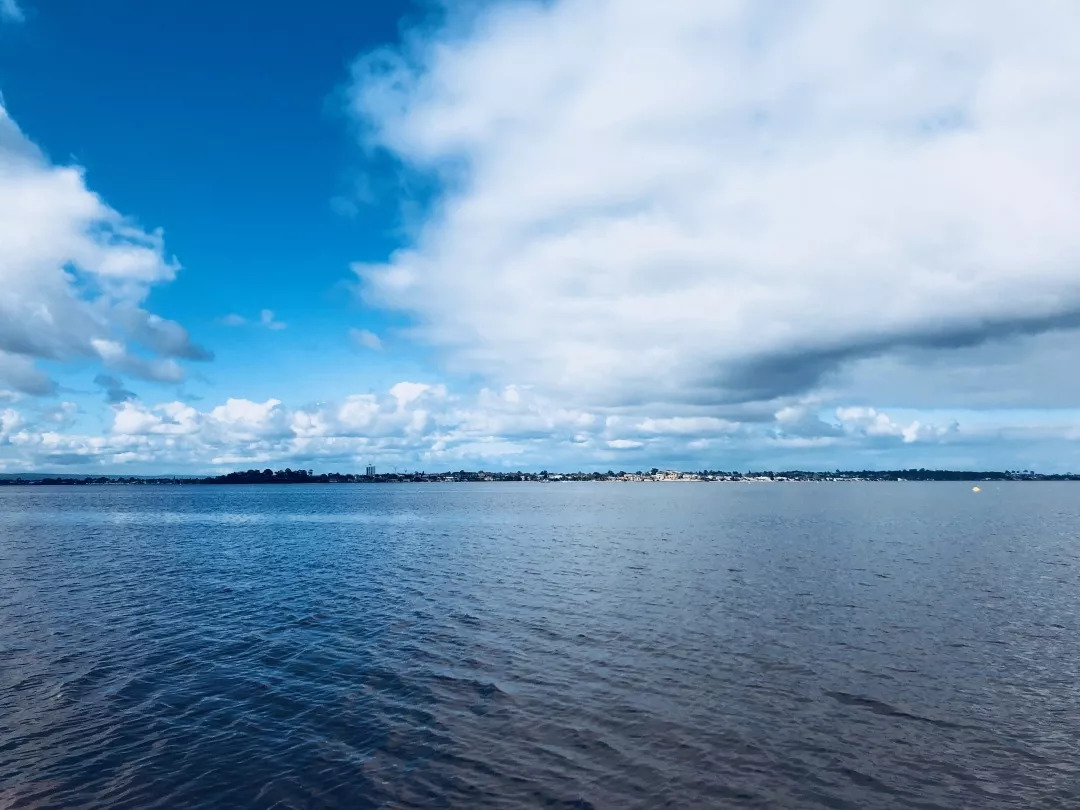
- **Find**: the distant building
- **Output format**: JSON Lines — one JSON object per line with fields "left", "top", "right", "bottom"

{"left": 365, "top": 465, "right": 376, "bottom": 477}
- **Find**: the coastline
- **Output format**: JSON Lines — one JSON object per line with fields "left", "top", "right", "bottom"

{"left": 1, "top": 468, "right": 1076, "bottom": 486}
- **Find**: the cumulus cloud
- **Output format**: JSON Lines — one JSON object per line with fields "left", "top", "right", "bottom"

{"left": 0, "top": 377, "right": 1000, "bottom": 472}
{"left": 0, "top": 104, "right": 209, "bottom": 394}
{"left": 112, "top": 400, "right": 201, "bottom": 437}
{"left": 350, "top": 0, "right": 1080, "bottom": 408}
{"left": 835, "top": 406, "right": 956, "bottom": 444}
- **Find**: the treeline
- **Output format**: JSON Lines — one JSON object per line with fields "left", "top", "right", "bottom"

{"left": 208, "top": 468, "right": 361, "bottom": 484}
{"left": 0, "top": 476, "right": 177, "bottom": 486}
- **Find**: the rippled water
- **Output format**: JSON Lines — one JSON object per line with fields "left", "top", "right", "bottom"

{"left": 2, "top": 483, "right": 1079, "bottom": 808}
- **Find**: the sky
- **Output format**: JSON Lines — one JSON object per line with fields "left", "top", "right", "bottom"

{"left": 1, "top": 0, "right": 1079, "bottom": 474}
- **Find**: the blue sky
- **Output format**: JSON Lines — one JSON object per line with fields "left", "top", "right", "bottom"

{"left": 2, "top": 0, "right": 1080, "bottom": 473}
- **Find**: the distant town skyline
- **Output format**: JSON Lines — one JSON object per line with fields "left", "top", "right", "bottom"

{"left": 2, "top": 1, "right": 1080, "bottom": 474}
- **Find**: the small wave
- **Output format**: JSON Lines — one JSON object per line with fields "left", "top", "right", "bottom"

{"left": 825, "top": 691, "right": 973, "bottom": 730}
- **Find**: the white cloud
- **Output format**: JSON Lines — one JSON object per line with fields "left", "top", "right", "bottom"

{"left": 390, "top": 381, "right": 439, "bottom": 406}
{"left": 112, "top": 401, "right": 200, "bottom": 436}
{"left": 209, "top": 398, "right": 291, "bottom": 439}
{"left": 835, "top": 406, "right": 956, "bottom": 444}
{"left": 350, "top": 0, "right": 1080, "bottom": 409}
{"left": 221, "top": 310, "right": 287, "bottom": 330}
{"left": 260, "top": 309, "right": 287, "bottom": 331}
{"left": 0, "top": 0, "right": 24, "bottom": 23}
{"left": 0, "top": 408, "right": 22, "bottom": 441}
{"left": 349, "top": 328, "right": 383, "bottom": 351}
{"left": 1, "top": 378, "right": 1023, "bottom": 472}
{"left": 0, "top": 104, "right": 208, "bottom": 393}
{"left": 0, "top": 383, "right": 589, "bottom": 468}
{"left": 0, "top": 378, "right": 1075, "bottom": 473}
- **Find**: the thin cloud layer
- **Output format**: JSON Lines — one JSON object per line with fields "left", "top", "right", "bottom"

{"left": 350, "top": 0, "right": 1080, "bottom": 407}
{"left": 220, "top": 310, "right": 287, "bottom": 330}
{"left": 349, "top": 328, "right": 383, "bottom": 351}
{"left": 0, "top": 0, "right": 23, "bottom": 24}
{"left": 0, "top": 104, "right": 209, "bottom": 393}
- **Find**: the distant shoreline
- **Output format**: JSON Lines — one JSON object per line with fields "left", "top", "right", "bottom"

{"left": 1, "top": 468, "right": 1076, "bottom": 485}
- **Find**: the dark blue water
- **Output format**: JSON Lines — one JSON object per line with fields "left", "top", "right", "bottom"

{"left": 2, "top": 483, "right": 1079, "bottom": 808}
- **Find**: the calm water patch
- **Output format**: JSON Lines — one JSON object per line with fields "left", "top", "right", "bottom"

{"left": 1, "top": 483, "right": 1079, "bottom": 808}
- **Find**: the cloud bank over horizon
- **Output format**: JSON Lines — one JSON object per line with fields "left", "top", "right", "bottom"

{"left": 6, "top": 382, "right": 1068, "bottom": 474}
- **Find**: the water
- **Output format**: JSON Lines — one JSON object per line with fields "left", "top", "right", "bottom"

{"left": 2, "top": 483, "right": 1079, "bottom": 808}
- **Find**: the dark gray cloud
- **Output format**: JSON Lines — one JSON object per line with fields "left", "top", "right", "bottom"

{"left": 713, "top": 307, "right": 1080, "bottom": 405}
{"left": 836, "top": 329, "right": 1080, "bottom": 410}
{"left": 123, "top": 311, "right": 214, "bottom": 361}
{"left": 0, "top": 353, "right": 57, "bottom": 396}
{"left": 94, "top": 374, "right": 136, "bottom": 404}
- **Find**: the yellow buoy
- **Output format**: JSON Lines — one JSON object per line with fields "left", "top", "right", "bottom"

{"left": 972, "top": 486, "right": 981, "bottom": 493}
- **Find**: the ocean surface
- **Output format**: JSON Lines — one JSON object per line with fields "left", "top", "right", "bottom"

{"left": 1, "top": 483, "right": 1079, "bottom": 808}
